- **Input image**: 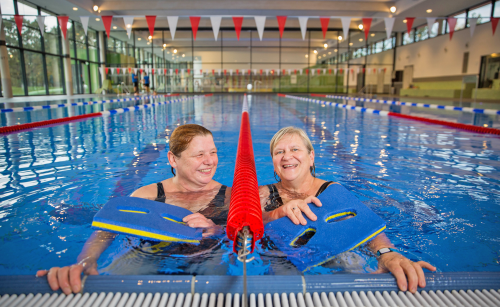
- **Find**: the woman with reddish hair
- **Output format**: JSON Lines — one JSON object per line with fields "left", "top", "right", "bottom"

{"left": 37, "top": 124, "right": 230, "bottom": 294}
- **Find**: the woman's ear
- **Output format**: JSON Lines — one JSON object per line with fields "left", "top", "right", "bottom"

{"left": 167, "top": 151, "right": 177, "bottom": 169}
{"left": 309, "top": 150, "right": 315, "bottom": 166}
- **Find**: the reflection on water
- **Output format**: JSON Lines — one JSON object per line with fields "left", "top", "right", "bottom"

{"left": 0, "top": 94, "right": 499, "bottom": 276}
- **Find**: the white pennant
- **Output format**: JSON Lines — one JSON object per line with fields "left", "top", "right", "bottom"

{"left": 210, "top": 16, "right": 222, "bottom": 40}
{"left": 469, "top": 18, "right": 478, "bottom": 37}
{"left": 170, "top": 69, "right": 173, "bottom": 75}
{"left": 266, "top": 69, "right": 269, "bottom": 76}
{"left": 427, "top": 17, "right": 437, "bottom": 36}
{"left": 298, "top": 17, "right": 308, "bottom": 40}
{"left": 123, "top": 16, "right": 134, "bottom": 39}
{"left": 79, "top": 16, "right": 89, "bottom": 36}
{"left": 182, "top": 68, "right": 185, "bottom": 74}
{"left": 110, "top": 67, "right": 115, "bottom": 74}
{"left": 288, "top": 69, "right": 291, "bottom": 75}
{"left": 384, "top": 18, "right": 395, "bottom": 39}
{"left": 167, "top": 16, "right": 179, "bottom": 40}
{"left": 334, "top": 68, "right": 337, "bottom": 74}
{"left": 254, "top": 16, "right": 266, "bottom": 41}
{"left": 340, "top": 17, "right": 351, "bottom": 41}
{"left": 311, "top": 69, "right": 315, "bottom": 76}
{"left": 323, "top": 69, "right": 326, "bottom": 74}
{"left": 230, "top": 69, "right": 233, "bottom": 76}
{"left": 133, "top": 68, "right": 138, "bottom": 74}
{"left": 300, "top": 70, "right": 303, "bottom": 75}
{"left": 253, "top": 69, "right": 257, "bottom": 75}
{"left": 99, "top": 67, "right": 103, "bottom": 76}
{"left": 242, "top": 69, "right": 245, "bottom": 75}
{"left": 218, "top": 69, "right": 221, "bottom": 75}
{"left": 123, "top": 67, "right": 127, "bottom": 75}
{"left": 36, "top": 16, "right": 45, "bottom": 37}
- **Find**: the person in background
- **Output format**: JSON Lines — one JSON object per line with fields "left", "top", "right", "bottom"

{"left": 37, "top": 124, "right": 230, "bottom": 294}
{"left": 151, "top": 87, "right": 158, "bottom": 95}
{"left": 260, "top": 126, "right": 436, "bottom": 293}
{"left": 143, "top": 72, "right": 150, "bottom": 94}
{"left": 132, "top": 71, "right": 139, "bottom": 95}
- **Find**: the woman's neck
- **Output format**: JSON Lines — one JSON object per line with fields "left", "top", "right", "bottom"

{"left": 170, "top": 176, "right": 213, "bottom": 193}
{"left": 279, "top": 175, "right": 316, "bottom": 195}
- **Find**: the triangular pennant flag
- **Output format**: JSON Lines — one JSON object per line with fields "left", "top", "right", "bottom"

{"left": 210, "top": 16, "right": 222, "bottom": 40}
{"left": 362, "top": 18, "right": 372, "bottom": 41}
{"left": 58, "top": 16, "right": 69, "bottom": 40}
{"left": 134, "top": 68, "right": 138, "bottom": 74}
{"left": 170, "top": 69, "right": 173, "bottom": 75}
{"left": 99, "top": 67, "right": 103, "bottom": 76}
{"left": 110, "top": 67, "right": 115, "bottom": 74}
{"left": 219, "top": 69, "right": 222, "bottom": 75}
{"left": 468, "top": 18, "right": 477, "bottom": 37}
{"left": 164, "top": 68, "right": 167, "bottom": 75}
{"left": 320, "top": 17, "right": 330, "bottom": 39}
{"left": 105, "top": 67, "right": 109, "bottom": 74}
{"left": 230, "top": 69, "right": 233, "bottom": 76}
{"left": 175, "top": 69, "right": 178, "bottom": 75}
{"left": 102, "top": 16, "right": 113, "bottom": 39}
{"left": 116, "top": 68, "right": 120, "bottom": 74}
{"left": 426, "top": 17, "right": 437, "bottom": 36}
{"left": 80, "top": 16, "right": 89, "bottom": 36}
{"left": 277, "top": 16, "right": 287, "bottom": 38}
{"left": 190, "top": 16, "right": 201, "bottom": 40}
{"left": 140, "top": 68, "right": 143, "bottom": 74}
{"left": 340, "top": 17, "right": 351, "bottom": 41}
{"left": 298, "top": 17, "right": 308, "bottom": 40}
{"left": 288, "top": 69, "right": 291, "bottom": 75}
{"left": 37, "top": 16, "right": 45, "bottom": 37}
{"left": 248, "top": 69, "right": 251, "bottom": 75}
{"left": 167, "top": 16, "right": 178, "bottom": 40}
{"left": 123, "top": 16, "right": 134, "bottom": 39}
{"left": 266, "top": 69, "right": 269, "bottom": 76}
{"left": 145, "top": 16, "right": 156, "bottom": 37}
{"left": 299, "top": 69, "right": 302, "bottom": 75}
{"left": 124, "top": 67, "right": 127, "bottom": 74}
{"left": 255, "top": 16, "right": 266, "bottom": 41}
{"left": 448, "top": 17, "right": 457, "bottom": 40}
{"left": 492, "top": 18, "right": 499, "bottom": 36}
{"left": 323, "top": 69, "right": 326, "bottom": 74}
{"left": 405, "top": 17, "right": 415, "bottom": 34}
{"left": 14, "top": 15, "right": 23, "bottom": 35}
{"left": 384, "top": 18, "right": 395, "bottom": 39}
{"left": 233, "top": 17, "right": 244, "bottom": 40}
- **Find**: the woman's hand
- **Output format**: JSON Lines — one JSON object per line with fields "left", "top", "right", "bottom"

{"left": 35, "top": 258, "right": 98, "bottom": 294}
{"left": 273, "top": 196, "right": 322, "bottom": 225}
{"left": 183, "top": 213, "right": 224, "bottom": 237}
{"left": 374, "top": 252, "right": 436, "bottom": 293}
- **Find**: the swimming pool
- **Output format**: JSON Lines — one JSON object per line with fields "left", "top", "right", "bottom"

{"left": 0, "top": 94, "right": 499, "bottom": 276}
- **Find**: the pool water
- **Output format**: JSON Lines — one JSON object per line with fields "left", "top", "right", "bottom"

{"left": 0, "top": 94, "right": 499, "bottom": 276}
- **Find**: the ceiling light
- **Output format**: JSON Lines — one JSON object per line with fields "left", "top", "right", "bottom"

{"left": 182, "top": 54, "right": 185, "bottom": 57}
{"left": 371, "top": 33, "right": 375, "bottom": 37}
{"left": 126, "top": 24, "right": 131, "bottom": 28}
{"left": 93, "top": 5, "right": 99, "bottom": 11}
{"left": 324, "top": 43, "right": 328, "bottom": 48}
{"left": 349, "top": 42, "right": 353, "bottom": 46}
{"left": 334, "top": 49, "right": 337, "bottom": 52}
{"left": 163, "top": 43, "right": 167, "bottom": 48}
{"left": 113, "top": 26, "right": 117, "bottom": 29}
{"left": 95, "top": 18, "right": 100, "bottom": 21}
{"left": 338, "top": 36, "right": 342, "bottom": 40}
{"left": 426, "top": 9, "right": 432, "bottom": 13}
{"left": 358, "top": 24, "right": 363, "bottom": 30}
{"left": 318, "top": 56, "right": 321, "bottom": 59}
{"left": 403, "top": 19, "right": 407, "bottom": 23}
{"left": 148, "top": 35, "right": 152, "bottom": 40}
{"left": 73, "top": 7, "right": 78, "bottom": 11}
{"left": 138, "top": 38, "right": 141, "bottom": 40}
{"left": 390, "top": 6, "right": 396, "bottom": 13}
{"left": 173, "top": 49, "right": 177, "bottom": 53}
{"left": 147, "top": 42, "right": 150, "bottom": 45}
{"left": 359, "top": 38, "right": 363, "bottom": 42}
{"left": 313, "top": 50, "right": 318, "bottom": 54}
{"left": 328, "top": 52, "right": 331, "bottom": 54}
{"left": 305, "top": 54, "right": 308, "bottom": 58}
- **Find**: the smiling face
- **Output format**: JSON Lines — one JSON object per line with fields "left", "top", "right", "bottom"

{"left": 169, "top": 135, "right": 218, "bottom": 188}
{"left": 272, "top": 133, "right": 314, "bottom": 183}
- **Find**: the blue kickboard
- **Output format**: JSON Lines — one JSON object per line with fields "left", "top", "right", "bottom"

{"left": 264, "top": 183, "right": 386, "bottom": 272}
{"left": 92, "top": 197, "right": 202, "bottom": 244}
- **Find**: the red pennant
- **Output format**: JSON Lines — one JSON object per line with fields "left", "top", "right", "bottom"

{"left": 128, "top": 67, "right": 132, "bottom": 73}
{"left": 373, "top": 68, "right": 376, "bottom": 74}
{"left": 186, "top": 69, "right": 189, "bottom": 74}
{"left": 362, "top": 18, "right": 372, "bottom": 41}
{"left": 232, "top": 17, "right": 244, "bottom": 40}
{"left": 306, "top": 69, "right": 309, "bottom": 75}
{"left": 200, "top": 69, "right": 203, "bottom": 74}
{"left": 384, "top": 68, "right": 387, "bottom": 73}
{"left": 363, "top": 68, "right": 366, "bottom": 73}
{"left": 190, "top": 16, "right": 201, "bottom": 40}
{"left": 491, "top": 17, "right": 499, "bottom": 35}
{"left": 164, "top": 69, "right": 167, "bottom": 75}
{"left": 212, "top": 69, "right": 215, "bottom": 75}
{"left": 14, "top": 15, "right": 23, "bottom": 35}
{"left": 277, "top": 16, "right": 287, "bottom": 38}
{"left": 145, "top": 16, "right": 156, "bottom": 37}
{"left": 448, "top": 17, "right": 457, "bottom": 40}
{"left": 339, "top": 68, "right": 343, "bottom": 74}
{"left": 116, "top": 68, "right": 121, "bottom": 74}
{"left": 175, "top": 69, "right": 178, "bottom": 75}
{"left": 236, "top": 69, "right": 239, "bottom": 75}
{"left": 282, "top": 69, "right": 286, "bottom": 75}
{"left": 329, "top": 69, "right": 332, "bottom": 74}
{"left": 57, "top": 16, "right": 69, "bottom": 40}
{"left": 102, "top": 16, "right": 113, "bottom": 39}
{"left": 105, "top": 67, "right": 109, "bottom": 74}
{"left": 140, "top": 68, "right": 143, "bottom": 74}
{"left": 320, "top": 17, "right": 330, "bottom": 39}
{"left": 224, "top": 69, "right": 227, "bottom": 76}
{"left": 351, "top": 68, "right": 354, "bottom": 74}
{"left": 294, "top": 69, "right": 297, "bottom": 74}
{"left": 152, "top": 68, "right": 155, "bottom": 74}
{"left": 260, "top": 69, "right": 263, "bottom": 75}
{"left": 271, "top": 70, "right": 274, "bottom": 75}
{"left": 405, "top": 17, "right": 415, "bottom": 34}
{"left": 317, "top": 69, "right": 321, "bottom": 75}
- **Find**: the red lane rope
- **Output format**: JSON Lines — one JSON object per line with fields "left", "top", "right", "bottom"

{"left": 388, "top": 112, "right": 500, "bottom": 135}
{"left": 0, "top": 113, "right": 101, "bottom": 134}
{"left": 226, "top": 95, "right": 264, "bottom": 253}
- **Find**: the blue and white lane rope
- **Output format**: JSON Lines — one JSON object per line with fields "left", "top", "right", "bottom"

{"left": 280, "top": 94, "right": 389, "bottom": 116}
{"left": 0, "top": 95, "right": 166, "bottom": 113}
{"left": 101, "top": 95, "right": 205, "bottom": 116}
{"left": 323, "top": 95, "right": 500, "bottom": 116}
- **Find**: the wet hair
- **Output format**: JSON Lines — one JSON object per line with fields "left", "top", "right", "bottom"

{"left": 169, "top": 124, "right": 213, "bottom": 176}
{"left": 270, "top": 126, "right": 315, "bottom": 179}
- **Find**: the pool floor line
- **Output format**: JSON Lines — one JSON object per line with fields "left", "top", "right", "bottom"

{"left": 279, "top": 93, "right": 500, "bottom": 135}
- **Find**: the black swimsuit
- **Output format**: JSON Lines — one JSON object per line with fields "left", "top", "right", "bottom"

{"left": 264, "top": 181, "right": 333, "bottom": 212}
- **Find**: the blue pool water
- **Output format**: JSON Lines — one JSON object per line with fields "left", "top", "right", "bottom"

{"left": 0, "top": 94, "right": 499, "bottom": 276}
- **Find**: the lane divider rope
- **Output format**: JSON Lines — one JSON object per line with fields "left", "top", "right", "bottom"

{"left": 279, "top": 93, "right": 500, "bottom": 135}
{"left": 0, "top": 94, "right": 213, "bottom": 135}
{"left": 310, "top": 93, "right": 500, "bottom": 116}
{"left": 0, "top": 94, "right": 181, "bottom": 113}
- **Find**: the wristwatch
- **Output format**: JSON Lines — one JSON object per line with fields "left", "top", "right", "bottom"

{"left": 376, "top": 247, "right": 397, "bottom": 257}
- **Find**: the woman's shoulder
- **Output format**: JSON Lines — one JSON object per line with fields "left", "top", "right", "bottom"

{"left": 314, "top": 178, "right": 338, "bottom": 197}
{"left": 130, "top": 182, "right": 160, "bottom": 199}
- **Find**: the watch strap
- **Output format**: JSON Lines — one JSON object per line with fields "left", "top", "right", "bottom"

{"left": 376, "top": 247, "right": 397, "bottom": 257}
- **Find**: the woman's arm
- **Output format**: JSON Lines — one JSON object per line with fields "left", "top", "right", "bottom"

{"left": 368, "top": 233, "right": 436, "bottom": 293}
